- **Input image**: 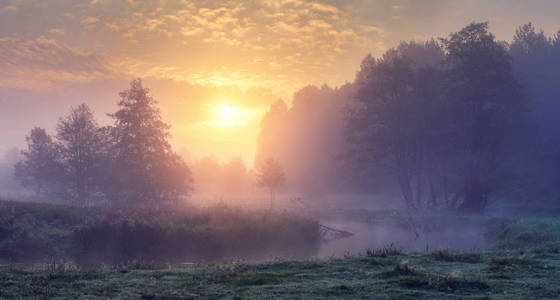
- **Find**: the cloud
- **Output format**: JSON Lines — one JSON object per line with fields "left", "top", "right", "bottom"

{"left": 359, "top": 25, "right": 385, "bottom": 35}
{"left": 48, "top": 28, "right": 65, "bottom": 35}
{"left": 0, "top": 37, "right": 117, "bottom": 89}
{"left": 0, "top": 0, "right": 389, "bottom": 96}
{"left": 182, "top": 27, "right": 205, "bottom": 36}
{"left": 105, "top": 23, "right": 120, "bottom": 31}
{"left": 2, "top": 5, "right": 17, "bottom": 13}
{"left": 80, "top": 16, "right": 100, "bottom": 28}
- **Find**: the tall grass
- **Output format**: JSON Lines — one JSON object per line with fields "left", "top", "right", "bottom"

{"left": 0, "top": 201, "right": 320, "bottom": 266}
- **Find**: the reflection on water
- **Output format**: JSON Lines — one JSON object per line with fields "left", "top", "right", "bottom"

{"left": 317, "top": 220, "right": 490, "bottom": 258}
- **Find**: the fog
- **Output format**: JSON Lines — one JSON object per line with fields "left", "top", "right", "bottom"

{"left": 318, "top": 220, "right": 489, "bottom": 258}
{"left": 1, "top": 21, "right": 560, "bottom": 266}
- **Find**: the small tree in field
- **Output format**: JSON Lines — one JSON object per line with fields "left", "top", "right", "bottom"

{"left": 256, "top": 158, "right": 285, "bottom": 210}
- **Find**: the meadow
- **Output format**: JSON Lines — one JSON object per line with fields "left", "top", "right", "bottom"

{"left": 1, "top": 199, "right": 560, "bottom": 298}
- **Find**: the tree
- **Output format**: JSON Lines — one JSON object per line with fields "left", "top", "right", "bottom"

{"left": 506, "top": 24, "right": 560, "bottom": 203}
{"left": 443, "top": 22, "right": 526, "bottom": 213}
{"left": 110, "top": 78, "right": 192, "bottom": 205}
{"left": 14, "top": 127, "right": 64, "bottom": 198}
{"left": 0, "top": 148, "right": 22, "bottom": 191}
{"left": 256, "top": 158, "right": 285, "bottom": 210}
{"left": 510, "top": 23, "right": 550, "bottom": 58}
{"left": 255, "top": 85, "right": 356, "bottom": 194}
{"left": 347, "top": 41, "right": 445, "bottom": 210}
{"left": 56, "top": 104, "right": 108, "bottom": 206}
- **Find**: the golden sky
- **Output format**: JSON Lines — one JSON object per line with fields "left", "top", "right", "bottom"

{"left": 1, "top": 0, "right": 559, "bottom": 164}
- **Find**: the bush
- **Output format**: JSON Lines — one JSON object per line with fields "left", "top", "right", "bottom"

{"left": 366, "top": 243, "right": 402, "bottom": 258}
{"left": 70, "top": 207, "right": 320, "bottom": 266}
{"left": 0, "top": 201, "right": 321, "bottom": 266}
{"left": 71, "top": 220, "right": 224, "bottom": 267}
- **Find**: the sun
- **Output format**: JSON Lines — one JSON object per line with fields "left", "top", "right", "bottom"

{"left": 212, "top": 103, "right": 248, "bottom": 127}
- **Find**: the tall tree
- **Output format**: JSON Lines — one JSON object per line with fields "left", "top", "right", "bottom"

{"left": 347, "top": 41, "right": 445, "bottom": 210}
{"left": 507, "top": 24, "right": 560, "bottom": 203}
{"left": 56, "top": 104, "right": 107, "bottom": 206}
{"left": 255, "top": 85, "right": 356, "bottom": 194}
{"left": 443, "top": 22, "right": 526, "bottom": 213}
{"left": 110, "top": 79, "right": 192, "bottom": 205}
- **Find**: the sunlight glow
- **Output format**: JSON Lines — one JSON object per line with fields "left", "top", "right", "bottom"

{"left": 209, "top": 103, "right": 249, "bottom": 127}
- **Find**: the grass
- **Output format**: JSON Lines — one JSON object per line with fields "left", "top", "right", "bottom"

{"left": 488, "top": 217, "right": 560, "bottom": 249}
{"left": 0, "top": 246, "right": 559, "bottom": 299}
{"left": 1, "top": 200, "right": 560, "bottom": 298}
{"left": 430, "top": 249, "right": 482, "bottom": 263}
{"left": 0, "top": 200, "right": 321, "bottom": 264}
{"left": 366, "top": 243, "right": 402, "bottom": 258}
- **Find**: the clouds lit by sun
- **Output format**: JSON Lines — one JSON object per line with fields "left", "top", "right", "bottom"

{"left": 1, "top": 0, "right": 560, "bottom": 163}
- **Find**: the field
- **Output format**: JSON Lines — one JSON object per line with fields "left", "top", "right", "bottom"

{"left": 1, "top": 200, "right": 560, "bottom": 299}
{"left": 1, "top": 245, "right": 560, "bottom": 299}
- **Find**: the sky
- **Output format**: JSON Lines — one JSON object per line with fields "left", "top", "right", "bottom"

{"left": 1, "top": 0, "right": 559, "bottom": 165}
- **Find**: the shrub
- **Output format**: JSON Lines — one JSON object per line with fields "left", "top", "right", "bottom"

{"left": 366, "top": 243, "right": 402, "bottom": 258}
{"left": 70, "top": 208, "right": 321, "bottom": 267}
{"left": 0, "top": 201, "right": 321, "bottom": 266}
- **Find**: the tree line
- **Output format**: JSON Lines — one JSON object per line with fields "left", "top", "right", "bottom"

{"left": 15, "top": 79, "right": 193, "bottom": 207}
{"left": 13, "top": 22, "right": 560, "bottom": 213}
{"left": 13, "top": 78, "right": 286, "bottom": 207}
{"left": 257, "top": 22, "right": 560, "bottom": 214}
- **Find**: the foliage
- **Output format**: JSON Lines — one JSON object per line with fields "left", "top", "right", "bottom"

{"left": 14, "top": 79, "right": 193, "bottom": 207}
{"left": 109, "top": 79, "right": 193, "bottom": 205}
{"left": 348, "top": 40, "right": 446, "bottom": 210}
{"left": 502, "top": 23, "right": 560, "bottom": 203}
{"left": 442, "top": 22, "right": 526, "bottom": 213}
{"left": 56, "top": 104, "right": 110, "bottom": 205}
{"left": 0, "top": 200, "right": 320, "bottom": 265}
{"left": 14, "top": 128, "right": 65, "bottom": 198}
{"left": 346, "top": 23, "right": 526, "bottom": 213}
